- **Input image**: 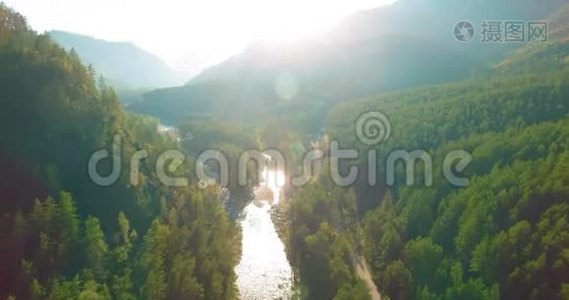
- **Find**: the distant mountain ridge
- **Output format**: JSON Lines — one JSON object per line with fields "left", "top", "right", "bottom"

{"left": 337, "top": 0, "right": 567, "bottom": 41}
{"left": 131, "top": 0, "right": 568, "bottom": 125}
{"left": 49, "top": 30, "right": 189, "bottom": 90}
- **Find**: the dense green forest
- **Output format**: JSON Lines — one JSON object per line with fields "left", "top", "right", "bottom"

{"left": 0, "top": 4, "right": 239, "bottom": 299}
{"left": 285, "top": 48, "right": 569, "bottom": 300}
{"left": 285, "top": 74, "right": 569, "bottom": 299}
{"left": 279, "top": 2, "right": 569, "bottom": 298}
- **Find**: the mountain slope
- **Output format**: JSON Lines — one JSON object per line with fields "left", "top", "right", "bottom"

{"left": 282, "top": 3, "right": 569, "bottom": 298}
{"left": 130, "top": 0, "right": 566, "bottom": 126}
{"left": 338, "top": 0, "right": 566, "bottom": 41}
{"left": 49, "top": 30, "right": 187, "bottom": 90}
{"left": 495, "top": 2, "right": 569, "bottom": 74}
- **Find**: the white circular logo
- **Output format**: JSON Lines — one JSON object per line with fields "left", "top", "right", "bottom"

{"left": 356, "top": 111, "right": 391, "bottom": 146}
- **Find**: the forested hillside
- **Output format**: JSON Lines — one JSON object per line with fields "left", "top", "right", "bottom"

{"left": 0, "top": 4, "right": 238, "bottom": 299}
{"left": 330, "top": 71, "right": 569, "bottom": 299}
{"left": 284, "top": 51, "right": 569, "bottom": 299}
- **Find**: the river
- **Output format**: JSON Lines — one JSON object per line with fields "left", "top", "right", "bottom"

{"left": 235, "top": 169, "right": 293, "bottom": 299}
{"left": 157, "top": 122, "right": 294, "bottom": 298}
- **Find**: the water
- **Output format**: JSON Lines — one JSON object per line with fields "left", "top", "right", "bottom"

{"left": 157, "top": 122, "right": 180, "bottom": 141}
{"left": 235, "top": 170, "right": 292, "bottom": 299}
{"left": 157, "top": 122, "right": 177, "bottom": 133}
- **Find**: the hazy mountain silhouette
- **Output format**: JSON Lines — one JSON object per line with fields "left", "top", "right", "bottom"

{"left": 49, "top": 31, "right": 189, "bottom": 91}
{"left": 131, "top": 0, "right": 567, "bottom": 123}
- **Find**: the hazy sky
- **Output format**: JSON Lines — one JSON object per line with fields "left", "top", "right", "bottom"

{"left": 5, "top": 0, "right": 395, "bottom": 72}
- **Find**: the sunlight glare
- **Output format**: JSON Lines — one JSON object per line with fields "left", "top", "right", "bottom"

{"left": 4, "top": 0, "right": 397, "bottom": 71}
{"left": 238, "top": 0, "right": 394, "bottom": 42}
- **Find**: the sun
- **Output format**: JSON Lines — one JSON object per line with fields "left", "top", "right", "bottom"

{"left": 251, "top": 5, "right": 338, "bottom": 42}
{"left": 237, "top": 0, "right": 395, "bottom": 43}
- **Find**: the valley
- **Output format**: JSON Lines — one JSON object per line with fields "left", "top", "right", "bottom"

{"left": 1, "top": 0, "right": 569, "bottom": 299}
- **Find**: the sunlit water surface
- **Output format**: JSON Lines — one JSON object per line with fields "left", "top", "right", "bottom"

{"left": 235, "top": 169, "right": 292, "bottom": 299}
